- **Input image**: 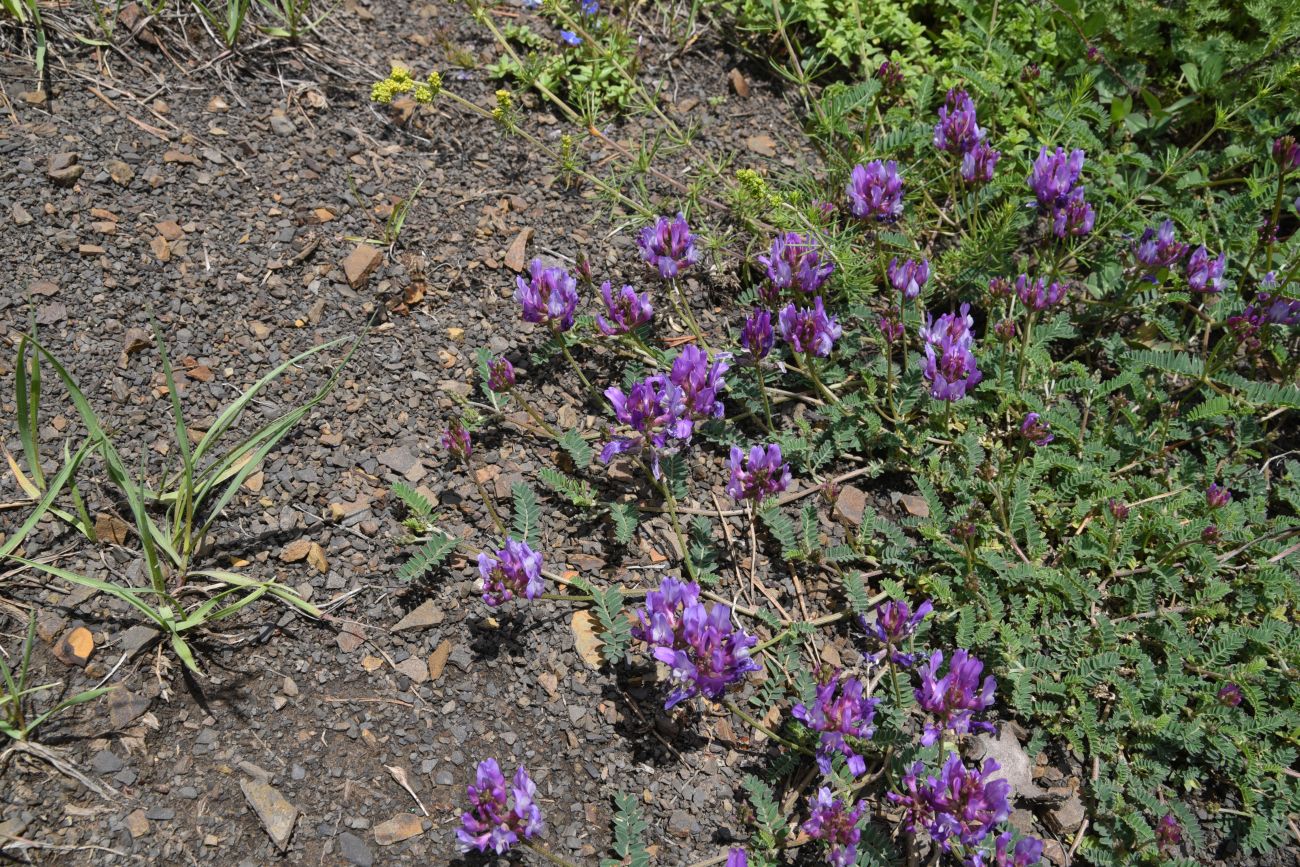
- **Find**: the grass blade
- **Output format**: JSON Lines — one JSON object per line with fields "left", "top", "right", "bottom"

{"left": 14, "top": 335, "right": 45, "bottom": 490}
{"left": 7, "top": 556, "right": 169, "bottom": 629}
{"left": 0, "top": 440, "right": 91, "bottom": 559}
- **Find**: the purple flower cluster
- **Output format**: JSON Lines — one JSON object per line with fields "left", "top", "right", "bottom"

{"left": 457, "top": 759, "right": 543, "bottom": 854}
{"left": 726, "top": 444, "right": 791, "bottom": 502}
{"left": 802, "top": 788, "right": 866, "bottom": 867}
{"left": 890, "top": 753, "right": 1011, "bottom": 851}
{"left": 634, "top": 577, "right": 759, "bottom": 708}
{"left": 487, "top": 357, "right": 515, "bottom": 393}
{"left": 933, "top": 89, "right": 1000, "bottom": 184}
{"left": 441, "top": 420, "right": 472, "bottom": 461}
{"left": 596, "top": 281, "right": 653, "bottom": 335}
{"left": 1028, "top": 146, "right": 1093, "bottom": 238}
{"left": 1206, "top": 483, "right": 1232, "bottom": 509}
{"left": 779, "top": 297, "right": 842, "bottom": 357}
{"left": 1019, "top": 412, "right": 1053, "bottom": 446}
{"left": 639, "top": 213, "right": 699, "bottom": 279}
{"left": 846, "top": 160, "right": 905, "bottom": 223}
{"left": 671, "top": 346, "right": 729, "bottom": 421}
{"left": 1134, "top": 219, "right": 1189, "bottom": 277}
{"left": 916, "top": 649, "right": 996, "bottom": 745}
{"left": 1254, "top": 289, "right": 1300, "bottom": 326}
{"left": 920, "top": 303, "right": 982, "bottom": 402}
{"left": 515, "top": 259, "right": 579, "bottom": 332}
{"left": 1186, "top": 245, "right": 1227, "bottom": 294}
{"left": 600, "top": 374, "right": 691, "bottom": 477}
{"left": 1217, "top": 682, "right": 1243, "bottom": 707}
{"left": 878, "top": 306, "right": 904, "bottom": 344}
{"left": 1275, "top": 136, "right": 1300, "bottom": 173}
{"left": 758, "top": 232, "right": 834, "bottom": 295}
{"left": 740, "top": 309, "right": 774, "bottom": 360}
{"left": 1015, "top": 274, "right": 1067, "bottom": 311}
{"left": 1156, "top": 813, "right": 1182, "bottom": 854}
{"left": 792, "top": 673, "right": 879, "bottom": 776}
{"left": 967, "top": 832, "right": 1045, "bottom": 867}
{"left": 889, "top": 257, "right": 930, "bottom": 301}
{"left": 861, "top": 598, "right": 932, "bottom": 666}
{"left": 477, "top": 538, "right": 544, "bottom": 606}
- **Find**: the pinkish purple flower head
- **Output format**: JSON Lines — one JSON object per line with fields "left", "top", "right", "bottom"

{"left": 669, "top": 345, "right": 729, "bottom": 421}
{"left": 878, "top": 306, "right": 905, "bottom": 344}
{"left": 1202, "top": 524, "right": 1221, "bottom": 545}
{"left": 1217, "top": 682, "right": 1243, "bottom": 707}
{"left": 487, "top": 357, "right": 515, "bottom": 393}
{"left": 967, "top": 831, "right": 1045, "bottom": 867}
{"left": 740, "top": 309, "right": 774, "bottom": 361}
{"left": 778, "top": 296, "right": 842, "bottom": 357}
{"left": 596, "top": 281, "right": 654, "bottom": 335}
{"left": 988, "top": 276, "right": 1013, "bottom": 297}
{"left": 1186, "top": 245, "right": 1227, "bottom": 294}
{"left": 889, "top": 754, "right": 1011, "bottom": 852}
{"left": 846, "top": 160, "right": 905, "bottom": 223}
{"left": 1015, "top": 274, "right": 1067, "bottom": 311}
{"left": 993, "top": 318, "right": 1017, "bottom": 342}
{"left": 802, "top": 788, "right": 867, "bottom": 867}
{"left": 599, "top": 374, "right": 692, "bottom": 479}
{"left": 889, "top": 257, "right": 930, "bottom": 300}
{"left": 1254, "top": 289, "right": 1300, "bottom": 326}
{"left": 1134, "top": 219, "right": 1189, "bottom": 276}
{"left": 861, "top": 598, "right": 932, "bottom": 667}
{"left": 961, "top": 140, "right": 1001, "bottom": 184}
{"left": 727, "top": 444, "right": 791, "bottom": 502}
{"left": 792, "top": 673, "right": 879, "bottom": 776}
{"left": 759, "top": 232, "right": 835, "bottom": 294}
{"left": 1206, "top": 483, "right": 1232, "bottom": 509}
{"left": 726, "top": 849, "right": 748, "bottom": 867}
{"left": 934, "top": 88, "right": 985, "bottom": 154}
{"left": 1020, "top": 412, "right": 1053, "bottom": 446}
{"left": 1028, "top": 146, "right": 1085, "bottom": 210}
{"left": 631, "top": 576, "right": 700, "bottom": 648}
{"left": 515, "top": 258, "right": 579, "bottom": 332}
{"left": 639, "top": 213, "right": 700, "bottom": 279}
{"left": 811, "top": 199, "right": 837, "bottom": 220}
{"left": 1156, "top": 813, "right": 1182, "bottom": 854}
{"left": 920, "top": 303, "right": 982, "bottom": 402}
{"left": 1051, "top": 186, "right": 1095, "bottom": 238}
{"left": 457, "top": 759, "right": 544, "bottom": 854}
{"left": 1108, "top": 498, "right": 1130, "bottom": 521}
{"left": 651, "top": 600, "right": 760, "bottom": 708}
{"left": 876, "top": 60, "right": 904, "bottom": 92}
{"left": 477, "top": 538, "right": 544, "bottom": 606}
{"left": 441, "top": 420, "right": 472, "bottom": 462}
{"left": 1275, "top": 135, "right": 1300, "bottom": 173}
{"left": 915, "top": 649, "right": 996, "bottom": 745}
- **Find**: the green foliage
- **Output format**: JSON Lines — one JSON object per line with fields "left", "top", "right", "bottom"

{"left": 397, "top": 531, "right": 460, "bottom": 583}
{"left": 559, "top": 427, "right": 595, "bottom": 468}
{"left": 0, "top": 615, "right": 109, "bottom": 742}
{"left": 511, "top": 482, "right": 542, "bottom": 547}
{"left": 573, "top": 576, "right": 632, "bottom": 665}
{"left": 600, "top": 792, "right": 650, "bottom": 867}
{"left": 609, "top": 501, "right": 639, "bottom": 544}
{"left": 537, "top": 466, "right": 598, "bottom": 508}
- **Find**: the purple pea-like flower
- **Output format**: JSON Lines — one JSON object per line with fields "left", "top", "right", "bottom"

{"left": 1275, "top": 136, "right": 1300, "bottom": 173}
{"left": 652, "top": 601, "right": 760, "bottom": 708}
{"left": 1253, "top": 277, "right": 1300, "bottom": 326}
{"left": 802, "top": 788, "right": 866, "bottom": 867}
{"left": 920, "top": 303, "right": 982, "bottom": 402}
{"left": 988, "top": 276, "right": 1013, "bottom": 297}
{"left": 726, "top": 444, "right": 791, "bottom": 502}
{"left": 1186, "top": 245, "right": 1227, "bottom": 294}
{"left": 1206, "top": 483, "right": 1232, "bottom": 509}
{"left": 1217, "top": 682, "right": 1243, "bottom": 707}
{"left": 934, "top": 88, "right": 985, "bottom": 154}
{"left": 889, "top": 257, "right": 930, "bottom": 301}
{"left": 1051, "top": 186, "right": 1095, "bottom": 238}
{"left": 596, "top": 281, "right": 654, "bottom": 336}
{"left": 1202, "top": 524, "right": 1221, "bottom": 545}
{"left": 477, "top": 538, "right": 545, "bottom": 606}
{"left": 846, "top": 160, "right": 905, "bottom": 223}
{"left": 861, "top": 598, "right": 932, "bottom": 667}
{"left": 639, "top": 213, "right": 699, "bottom": 279}
{"left": 876, "top": 60, "right": 903, "bottom": 92}
{"left": 599, "top": 374, "right": 692, "bottom": 478}
{"left": 778, "top": 296, "right": 842, "bottom": 357}
{"left": 1156, "top": 813, "right": 1182, "bottom": 854}
{"left": 915, "top": 649, "right": 997, "bottom": 745}
{"left": 1020, "top": 412, "right": 1053, "bottom": 446}
{"left": 515, "top": 258, "right": 579, "bottom": 331}
{"left": 966, "top": 831, "right": 1045, "bottom": 867}
{"left": 890, "top": 754, "right": 1011, "bottom": 851}
{"left": 1015, "top": 274, "right": 1067, "bottom": 311}
{"left": 1109, "top": 498, "right": 1130, "bottom": 521}
{"left": 878, "top": 306, "right": 904, "bottom": 345}
{"left": 487, "top": 357, "right": 515, "bottom": 393}
{"left": 993, "top": 318, "right": 1017, "bottom": 342}
{"left": 759, "top": 232, "right": 834, "bottom": 294}
{"left": 632, "top": 576, "right": 700, "bottom": 648}
{"left": 670, "top": 345, "right": 729, "bottom": 420}
{"left": 1028, "top": 146, "right": 1085, "bottom": 210}
{"left": 961, "top": 140, "right": 1001, "bottom": 184}
{"left": 740, "top": 309, "right": 774, "bottom": 360}
{"left": 456, "top": 759, "right": 544, "bottom": 854}
{"left": 442, "top": 420, "right": 472, "bottom": 461}
{"left": 792, "top": 673, "right": 879, "bottom": 776}
{"left": 726, "top": 848, "right": 748, "bottom": 867}
{"left": 1134, "top": 219, "right": 1189, "bottom": 276}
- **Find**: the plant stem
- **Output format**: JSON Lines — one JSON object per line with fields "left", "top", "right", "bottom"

{"left": 1015, "top": 311, "right": 1036, "bottom": 390}
{"left": 553, "top": 327, "right": 600, "bottom": 403}
{"left": 754, "top": 362, "right": 775, "bottom": 431}
{"left": 506, "top": 386, "right": 560, "bottom": 438}
{"left": 470, "top": 472, "right": 506, "bottom": 535}
{"left": 524, "top": 840, "right": 582, "bottom": 867}
{"left": 798, "top": 353, "right": 839, "bottom": 404}
{"left": 671, "top": 279, "right": 708, "bottom": 348}
{"left": 658, "top": 475, "right": 697, "bottom": 581}
{"left": 723, "top": 699, "right": 814, "bottom": 756}
{"left": 1266, "top": 162, "right": 1287, "bottom": 270}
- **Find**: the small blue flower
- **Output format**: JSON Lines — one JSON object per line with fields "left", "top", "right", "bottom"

{"left": 581, "top": 0, "right": 599, "bottom": 14}
{"left": 560, "top": 30, "right": 582, "bottom": 46}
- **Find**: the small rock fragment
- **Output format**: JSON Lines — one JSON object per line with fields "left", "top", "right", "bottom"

{"left": 124, "top": 809, "right": 150, "bottom": 838}
{"left": 504, "top": 227, "right": 533, "bottom": 272}
{"left": 342, "top": 244, "right": 384, "bottom": 289}
{"left": 427, "top": 640, "right": 452, "bottom": 682}
{"left": 12, "top": 203, "right": 33, "bottom": 226}
{"left": 373, "top": 813, "right": 423, "bottom": 846}
{"left": 728, "top": 68, "right": 750, "bottom": 97}
{"left": 106, "top": 160, "right": 135, "bottom": 187}
{"left": 337, "top": 831, "right": 374, "bottom": 866}
{"left": 392, "top": 600, "right": 444, "bottom": 631}
{"left": 833, "top": 485, "right": 868, "bottom": 528}
{"left": 280, "top": 538, "right": 312, "bottom": 563}
{"left": 47, "top": 153, "right": 83, "bottom": 187}
{"left": 54, "top": 626, "right": 94, "bottom": 667}
{"left": 393, "top": 657, "right": 428, "bottom": 684}
{"left": 240, "top": 778, "right": 299, "bottom": 852}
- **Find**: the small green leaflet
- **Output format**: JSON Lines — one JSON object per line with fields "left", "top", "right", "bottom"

{"left": 559, "top": 428, "right": 594, "bottom": 468}
{"left": 600, "top": 792, "right": 650, "bottom": 867}
{"left": 511, "top": 483, "right": 541, "bottom": 547}
{"left": 397, "top": 531, "right": 459, "bottom": 582}
{"left": 609, "top": 502, "right": 638, "bottom": 544}
{"left": 391, "top": 481, "right": 433, "bottom": 518}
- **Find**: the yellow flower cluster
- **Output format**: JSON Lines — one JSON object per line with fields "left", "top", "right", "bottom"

{"left": 736, "top": 168, "right": 782, "bottom": 209}
{"left": 370, "top": 65, "right": 442, "bottom": 105}
{"left": 491, "top": 89, "right": 515, "bottom": 126}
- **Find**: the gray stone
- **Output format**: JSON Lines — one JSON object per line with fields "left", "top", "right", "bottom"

{"left": 91, "top": 750, "right": 124, "bottom": 774}
{"left": 241, "top": 779, "right": 299, "bottom": 852}
{"left": 337, "top": 831, "right": 373, "bottom": 866}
